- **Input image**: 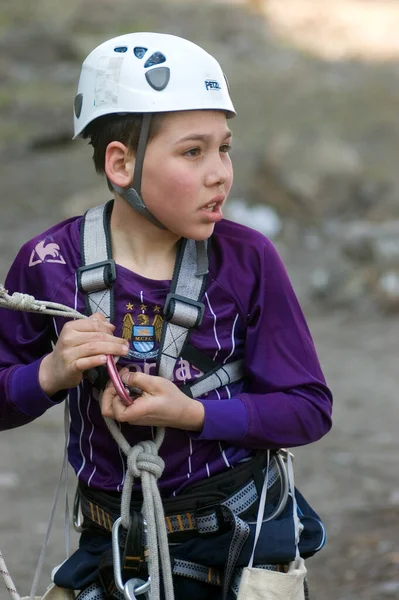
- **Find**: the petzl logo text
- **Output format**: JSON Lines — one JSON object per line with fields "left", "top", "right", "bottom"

{"left": 205, "top": 79, "right": 221, "bottom": 91}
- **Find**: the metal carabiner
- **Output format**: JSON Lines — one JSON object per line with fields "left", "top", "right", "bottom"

{"left": 72, "top": 486, "right": 84, "bottom": 533}
{"left": 106, "top": 355, "right": 142, "bottom": 406}
{"left": 124, "top": 578, "right": 151, "bottom": 600}
{"left": 263, "top": 451, "right": 290, "bottom": 522}
{"left": 112, "top": 517, "right": 151, "bottom": 600}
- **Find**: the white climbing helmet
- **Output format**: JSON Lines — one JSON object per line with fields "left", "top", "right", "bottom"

{"left": 73, "top": 31, "right": 236, "bottom": 137}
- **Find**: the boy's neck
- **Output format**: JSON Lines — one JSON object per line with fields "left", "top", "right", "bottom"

{"left": 110, "top": 197, "right": 179, "bottom": 280}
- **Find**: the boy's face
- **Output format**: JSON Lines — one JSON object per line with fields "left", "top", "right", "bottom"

{"left": 139, "top": 110, "right": 233, "bottom": 240}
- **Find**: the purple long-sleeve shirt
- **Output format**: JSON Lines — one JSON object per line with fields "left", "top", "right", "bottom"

{"left": 0, "top": 214, "right": 332, "bottom": 496}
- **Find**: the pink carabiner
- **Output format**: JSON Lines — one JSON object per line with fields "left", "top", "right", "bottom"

{"left": 106, "top": 355, "right": 135, "bottom": 406}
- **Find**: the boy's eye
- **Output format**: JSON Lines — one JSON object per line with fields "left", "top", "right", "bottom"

{"left": 184, "top": 147, "right": 201, "bottom": 157}
{"left": 220, "top": 144, "right": 232, "bottom": 153}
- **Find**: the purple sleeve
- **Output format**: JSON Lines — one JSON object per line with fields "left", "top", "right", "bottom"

{"left": 0, "top": 360, "right": 66, "bottom": 430}
{"left": 0, "top": 247, "right": 64, "bottom": 431}
{"left": 198, "top": 239, "right": 332, "bottom": 449}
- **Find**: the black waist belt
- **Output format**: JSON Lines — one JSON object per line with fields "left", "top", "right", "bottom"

{"left": 79, "top": 451, "right": 282, "bottom": 541}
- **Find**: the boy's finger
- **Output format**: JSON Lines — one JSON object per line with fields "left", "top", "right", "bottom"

{"left": 121, "top": 370, "right": 151, "bottom": 391}
{"left": 100, "top": 391, "right": 116, "bottom": 417}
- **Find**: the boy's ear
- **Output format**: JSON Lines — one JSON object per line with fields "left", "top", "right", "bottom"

{"left": 104, "top": 142, "right": 135, "bottom": 189}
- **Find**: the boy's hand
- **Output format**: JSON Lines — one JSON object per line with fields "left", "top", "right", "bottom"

{"left": 101, "top": 368, "right": 205, "bottom": 432}
{"left": 39, "top": 313, "right": 130, "bottom": 396}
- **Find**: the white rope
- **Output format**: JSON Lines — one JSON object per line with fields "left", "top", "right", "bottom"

{"left": 0, "top": 551, "right": 21, "bottom": 600}
{"left": 0, "top": 285, "right": 83, "bottom": 320}
{"left": 0, "top": 284, "right": 173, "bottom": 600}
{"left": 104, "top": 417, "right": 174, "bottom": 600}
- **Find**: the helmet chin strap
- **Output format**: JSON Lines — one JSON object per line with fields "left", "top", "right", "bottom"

{"left": 112, "top": 113, "right": 166, "bottom": 230}
{"left": 111, "top": 183, "right": 166, "bottom": 229}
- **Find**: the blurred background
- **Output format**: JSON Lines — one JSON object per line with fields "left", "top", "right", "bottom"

{"left": 0, "top": 0, "right": 399, "bottom": 598}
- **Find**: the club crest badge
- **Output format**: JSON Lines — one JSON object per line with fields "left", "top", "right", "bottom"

{"left": 122, "top": 303, "right": 163, "bottom": 360}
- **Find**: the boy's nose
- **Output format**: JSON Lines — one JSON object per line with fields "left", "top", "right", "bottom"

{"left": 205, "top": 157, "right": 230, "bottom": 187}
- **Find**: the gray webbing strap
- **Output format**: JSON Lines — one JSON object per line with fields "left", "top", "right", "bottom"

{"left": 165, "top": 456, "right": 279, "bottom": 535}
{"left": 222, "top": 512, "right": 250, "bottom": 600}
{"left": 112, "top": 114, "right": 167, "bottom": 231}
{"left": 157, "top": 239, "right": 208, "bottom": 379}
{"left": 79, "top": 202, "right": 114, "bottom": 321}
{"left": 112, "top": 184, "right": 166, "bottom": 230}
{"left": 184, "top": 359, "right": 245, "bottom": 398}
{"left": 172, "top": 559, "right": 221, "bottom": 586}
{"left": 195, "top": 240, "right": 209, "bottom": 277}
{"left": 173, "top": 559, "right": 288, "bottom": 591}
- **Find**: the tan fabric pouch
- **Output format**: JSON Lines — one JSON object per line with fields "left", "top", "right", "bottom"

{"left": 237, "top": 558, "right": 307, "bottom": 600}
{"left": 237, "top": 450, "right": 306, "bottom": 600}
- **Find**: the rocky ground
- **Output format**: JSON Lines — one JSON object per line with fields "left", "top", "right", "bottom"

{"left": 0, "top": 1, "right": 399, "bottom": 598}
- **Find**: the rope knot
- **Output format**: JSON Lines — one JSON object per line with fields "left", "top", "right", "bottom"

{"left": 9, "top": 291, "right": 44, "bottom": 312}
{"left": 127, "top": 441, "right": 165, "bottom": 480}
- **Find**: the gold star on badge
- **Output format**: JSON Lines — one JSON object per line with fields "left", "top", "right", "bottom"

{"left": 126, "top": 303, "right": 134, "bottom": 311}
{"left": 154, "top": 305, "right": 161, "bottom": 313}
{"left": 140, "top": 303, "right": 147, "bottom": 311}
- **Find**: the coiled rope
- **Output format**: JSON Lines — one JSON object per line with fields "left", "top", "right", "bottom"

{"left": 0, "top": 284, "right": 173, "bottom": 600}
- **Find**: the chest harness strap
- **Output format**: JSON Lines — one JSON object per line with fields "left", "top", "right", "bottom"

{"left": 77, "top": 200, "right": 245, "bottom": 396}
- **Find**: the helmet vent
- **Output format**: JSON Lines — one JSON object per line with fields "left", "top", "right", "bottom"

{"left": 114, "top": 46, "right": 128, "bottom": 53}
{"left": 74, "top": 93, "right": 83, "bottom": 118}
{"left": 145, "top": 67, "right": 170, "bottom": 91}
{"left": 144, "top": 52, "right": 166, "bottom": 68}
{"left": 134, "top": 47, "right": 147, "bottom": 59}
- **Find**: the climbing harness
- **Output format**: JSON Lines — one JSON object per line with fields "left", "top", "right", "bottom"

{"left": 0, "top": 201, "right": 319, "bottom": 600}
{"left": 76, "top": 450, "right": 291, "bottom": 598}
{"left": 77, "top": 452, "right": 288, "bottom": 539}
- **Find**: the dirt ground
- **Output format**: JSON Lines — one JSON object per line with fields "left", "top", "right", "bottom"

{"left": 0, "top": 148, "right": 398, "bottom": 600}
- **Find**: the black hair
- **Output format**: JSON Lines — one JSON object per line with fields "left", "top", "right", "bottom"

{"left": 82, "top": 113, "right": 164, "bottom": 190}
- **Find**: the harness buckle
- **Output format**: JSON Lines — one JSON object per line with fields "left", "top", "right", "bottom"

{"left": 163, "top": 293, "right": 205, "bottom": 328}
{"left": 194, "top": 502, "right": 228, "bottom": 536}
{"left": 77, "top": 259, "right": 117, "bottom": 293}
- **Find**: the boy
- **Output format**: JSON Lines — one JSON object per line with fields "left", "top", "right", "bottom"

{"left": 0, "top": 32, "right": 332, "bottom": 599}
